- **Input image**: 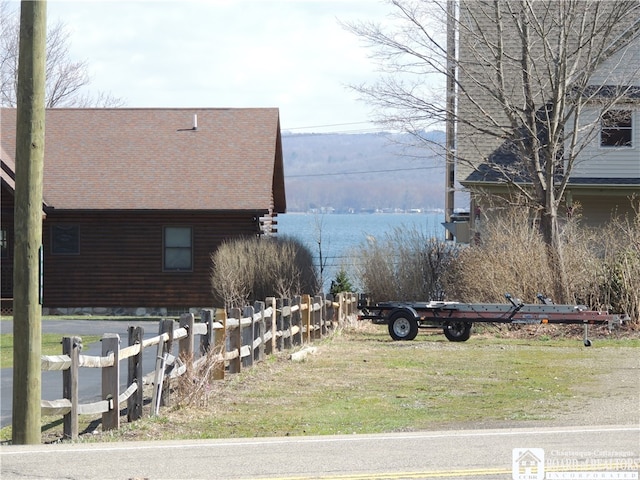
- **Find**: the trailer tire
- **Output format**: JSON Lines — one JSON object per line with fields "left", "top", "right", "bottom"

{"left": 443, "top": 321, "right": 472, "bottom": 342}
{"left": 388, "top": 310, "right": 419, "bottom": 341}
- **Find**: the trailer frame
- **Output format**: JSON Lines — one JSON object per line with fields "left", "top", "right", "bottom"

{"left": 357, "top": 294, "right": 628, "bottom": 346}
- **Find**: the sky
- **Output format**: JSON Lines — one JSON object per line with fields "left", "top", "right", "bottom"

{"left": 39, "top": 0, "right": 399, "bottom": 134}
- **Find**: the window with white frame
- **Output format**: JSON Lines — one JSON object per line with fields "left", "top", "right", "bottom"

{"left": 601, "top": 110, "right": 633, "bottom": 147}
{"left": 163, "top": 226, "right": 192, "bottom": 271}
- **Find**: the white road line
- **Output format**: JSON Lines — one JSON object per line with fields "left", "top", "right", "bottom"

{"left": 1, "top": 425, "right": 638, "bottom": 456}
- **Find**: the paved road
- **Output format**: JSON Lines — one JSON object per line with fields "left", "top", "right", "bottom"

{"left": 1, "top": 319, "right": 165, "bottom": 428}
{"left": 1, "top": 425, "right": 638, "bottom": 479}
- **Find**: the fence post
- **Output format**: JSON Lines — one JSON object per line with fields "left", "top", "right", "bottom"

{"left": 127, "top": 326, "right": 144, "bottom": 422}
{"left": 302, "top": 294, "right": 311, "bottom": 344}
{"left": 179, "top": 313, "right": 195, "bottom": 372}
{"left": 330, "top": 293, "right": 336, "bottom": 332}
{"left": 229, "top": 307, "right": 242, "bottom": 374}
{"left": 242, "top": 305, "right": 255, "bottom": 369}
{"left": 340, "top": 293, "right": 351, "bottom": 323}
{"left": 284, "top": 298, "right": 292, "bottom": 350}
{"left": 275, "top": 298, "right": 284, "bottom": 351}
{"left": 62, "top": 336, "right": 81, "bottom": 440}
{"left": 323, "top": 294, "right": 331, "bottom": 335}
{"left": 292, "top": 295, "right": 302, "bottom": 346}
{"left": 266, "top": 297, "right": 276, "bottom": 354}
{"left": 314, "top": 295, "right": 323, "bottom": 339}
{"left": 102, "top": 333, "right": 120, "bottom": 431}
{"left": 322, "top": 294, "right": 329, "bottom": 336}
{"left": 254, "top": 301, "right": 265, "bottom": 362}
{"left": 214, "top": 308, "right": 226, "bottom": 380}
{"left": 159, "top": 319, "right": 174, "bottom": 406}
{"left": 323, "top": 293, "right": 332, "bottom": 333}
{"left": 309, "top": 296, "right": 317, "bottom": 340}
{"left": 201, "top": 309, "right": 214, "bottom": 354}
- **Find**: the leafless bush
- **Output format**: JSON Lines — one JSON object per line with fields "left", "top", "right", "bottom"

{"left": 172, "top": 346, "right": 225, "bottom": 409}
{"left": 596, "top": 203, "right": 640, "bottom": 324}
{"left": 444, "top": 204, "right": 640, "bottom": 325}
{"left": 355, "top": 226, "right": 458, "bottom": 302}
{"left": 445, "top": 209, "right": 554, "bottom": 303}
{"left": 211, "top": 236, "right": 320, "bottom": 308}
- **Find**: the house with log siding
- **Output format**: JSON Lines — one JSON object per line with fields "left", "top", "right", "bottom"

{"left": 1, "top": 108, "right": 286, "bottom": 314}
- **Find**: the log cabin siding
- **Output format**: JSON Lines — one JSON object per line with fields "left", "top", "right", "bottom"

{"left": 1, "top": 184, "right": 14, "bottom": 298}
{"left": 42, "top": 210, "right": 263, "bottom": 308}
{"left": 2, "top": 107, "right": 285, "bottom": 312}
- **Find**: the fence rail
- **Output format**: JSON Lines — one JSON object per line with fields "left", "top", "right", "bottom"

{"left": 39, "top": 293, "right": 357, "bottom": 440}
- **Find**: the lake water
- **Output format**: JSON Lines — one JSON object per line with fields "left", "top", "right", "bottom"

{"left": 277, "top": 212, "right": 445, "bottom": 290}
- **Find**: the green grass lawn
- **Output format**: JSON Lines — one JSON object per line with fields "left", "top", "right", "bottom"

{"left": 1, "top": 323, "right": 637, "bottom": 443}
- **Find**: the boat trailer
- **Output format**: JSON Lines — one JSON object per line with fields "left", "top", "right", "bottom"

{"left": 357, "top": 294, "right": 628, "bottom": 346}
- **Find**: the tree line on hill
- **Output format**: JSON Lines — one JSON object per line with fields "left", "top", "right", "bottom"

{"left": 282, "top": 131, "right": 446, "bottom": 213}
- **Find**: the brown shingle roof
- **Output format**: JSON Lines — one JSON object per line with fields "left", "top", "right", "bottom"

{"left": 1, "top": 107, "right": 285, "bottom": 212}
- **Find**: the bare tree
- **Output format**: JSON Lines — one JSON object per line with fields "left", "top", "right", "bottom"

{"left": 345, "top": 0, "right": 640, "bottom": 301}
{"left": 1, "top": 1, "right": 123, "bottom": 108}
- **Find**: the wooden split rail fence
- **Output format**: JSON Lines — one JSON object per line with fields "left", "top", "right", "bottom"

{"left": 39, "top": 293, "right": 357, "bottom": 440}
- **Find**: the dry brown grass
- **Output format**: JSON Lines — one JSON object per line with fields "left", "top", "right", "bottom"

{"left": 172, "top": 345, "right": 226, "bottom": 409}
{"left": 350, "top": 203, "right": 639, "bottom": 325}
{"left": 356, "top": 226, "right": 457, "bottom": 303}
{"left": 445, "top": 209, "right": 553, "bottom": 303}
{"left": 444, "top": 206, "right": 640, "bottom": 324}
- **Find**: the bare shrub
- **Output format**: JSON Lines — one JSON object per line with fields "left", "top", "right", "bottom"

{"left": 597, "top": 204, "right": 640, "bottom": 324}
{"left": 211, "top": 236, "right": 320, "bottom": 308}
{"left": 446, "top": 209, "right": 554, "bottom": 303}
{"left": 445, "top": 203, "right": 640, "bottom": 325}
{"left": 557, "top": 215, "right": 603, "bottom": 307}
{"left": 356, "top": 226, "right": 458, "bottom": 302}
{"left": 173, "top": 346, "right": 225, "bottom": 409}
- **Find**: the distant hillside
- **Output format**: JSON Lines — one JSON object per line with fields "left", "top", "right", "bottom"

{"left": 282, "top": 130, "right": 446, "bottom": 213}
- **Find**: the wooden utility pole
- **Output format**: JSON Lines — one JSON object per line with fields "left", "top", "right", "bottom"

{"left": 444, "top": 0, "right": 457, "bottom": 241}
{"left": 12, "top": 0, "right": 47, "bottom": 445}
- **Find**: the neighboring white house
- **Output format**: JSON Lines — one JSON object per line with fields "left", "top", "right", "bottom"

{"left": 562, "top": 38, "right": 640, "bottom": 224}
{"left": 455, "top": 1, "right": 640, "bottom": 235}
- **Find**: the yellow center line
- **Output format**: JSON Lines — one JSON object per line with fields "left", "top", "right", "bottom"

{"left": 253, "top": 462, "right": 640, "bottom": 480}
{"left": 255, "top": 467, "right": 512, "bottom": 480}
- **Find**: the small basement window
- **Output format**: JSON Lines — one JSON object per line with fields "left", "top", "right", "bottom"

{"left": 601, "top": 110, "right": 632, "bottom": 147}
{"left": 51, "top": 225, "right": 80, "bottom": 255}
{"left": 163, "top": 226, "right": 192, "bottom": 271}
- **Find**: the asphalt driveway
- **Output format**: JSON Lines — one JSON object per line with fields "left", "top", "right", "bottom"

{"left": 1, "top": 318, "right": 165, "bottom": 429}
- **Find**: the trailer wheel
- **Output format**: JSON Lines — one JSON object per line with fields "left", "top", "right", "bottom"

{"left": 388, "top": 310, "right": 419, "bottom": 341}
{"left": 443, "top": 321, "right": 472, "bottom": 342}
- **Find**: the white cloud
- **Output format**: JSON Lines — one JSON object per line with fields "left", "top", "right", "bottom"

{"left": 46, "top": 0, "right": 394, "bottom": 132}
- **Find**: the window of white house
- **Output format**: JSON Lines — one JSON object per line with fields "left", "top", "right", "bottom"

{"left": 601, "top": 110, "right": 633, "bottom": 147}
{"left": 51, "top": 225, "right": 80, "bottom": 254}
{"left": 163, "top": 226, "right": 192, "bottom": 271}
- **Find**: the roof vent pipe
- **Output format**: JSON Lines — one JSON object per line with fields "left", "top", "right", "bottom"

{"left": 193, "top": 114, "right": 198, "bottom": 130}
